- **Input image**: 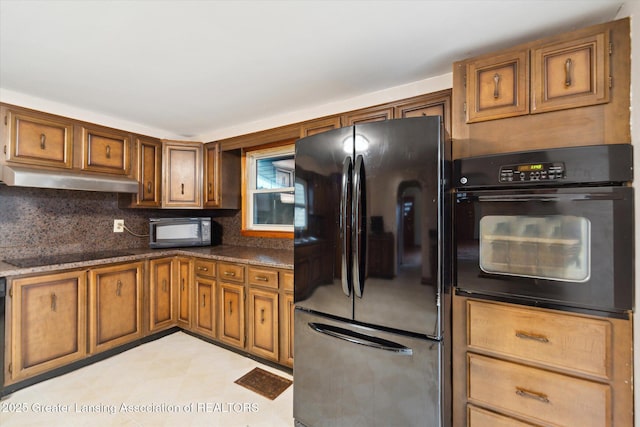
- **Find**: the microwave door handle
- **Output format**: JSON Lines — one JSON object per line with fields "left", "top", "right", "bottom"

{"left": 352, "top": 155, "right": 366, "bottom": 298}
{"left": 340, "top": 157, "right": 353, "bottom": 297}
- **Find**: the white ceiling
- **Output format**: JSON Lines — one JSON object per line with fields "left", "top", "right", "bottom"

{"left": 0, "top": 0, "right": 625, "bottom": 141}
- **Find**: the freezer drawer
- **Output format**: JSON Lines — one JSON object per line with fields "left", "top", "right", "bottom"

{"left": 294, "top": 308, "right": 442, "bottom": 427}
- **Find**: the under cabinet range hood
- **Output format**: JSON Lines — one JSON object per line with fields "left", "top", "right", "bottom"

{"left": 0, "top": 164, "right": 139, "bottom": 193}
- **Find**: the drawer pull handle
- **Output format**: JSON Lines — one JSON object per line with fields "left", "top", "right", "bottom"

{"left": 147, "top": 181, "right": 152, "bottom": 194}
{"left": 208, "top": 183, "right": 213, "bottom": 195}
{"left": 516, "top": 387, "right": 550, "bottom": 404}
{"left": 229, "top": 301, "right": 233, "bottom": 315}
{"left": 202, "top": 294, "right": 206, "bottom": 307}
{"left": 181, "top": 183, "right": 184, "bottom": 195}
{"left": 106, "top": 145, "right": 111, "bottom": 159}
{"left": 493, "top": 73, "right": 501, "bottom": 99}
{"left": 162, "top": 279, "right": 168, "bottom": 292}
{"left": 116, "top": 280, "right": 122, "bottom": 296}
{"left": 198, "top": 266, "right": 208, "bottom": 271}
{"left": 181, "top": 279, "right": 185, "bottom": 291}
{"left": 565, "top": 58, "right": 572, "bottom": 87}
{"left": 224, "top": 271, "right": 236, "bottom": 277}
{"left": 51, "top": 292, "right": 57, "bottom": 312}
{"left": 40, "top": 133, "right": 46, "bottom": 150}
{"left": 515, "top": 331, "right": 549, "bottom": 343}
{"left": 255, "top": 275, "right": 269, "bottom": 282}
{"left": 260, "top": 308, "right": 265, "bottom": 324}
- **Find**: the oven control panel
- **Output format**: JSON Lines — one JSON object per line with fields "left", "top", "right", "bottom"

{"left": 499, "top": 162, "right": 566, "bottom": 183}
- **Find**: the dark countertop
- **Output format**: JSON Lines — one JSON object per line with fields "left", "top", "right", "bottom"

{"left": 0, "top": 245, "right": 293, "bottom": 277}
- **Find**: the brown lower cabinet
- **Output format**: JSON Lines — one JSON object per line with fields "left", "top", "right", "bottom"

{"left": 88, "top": 262, "right": 144, "bottom": 354}
{"left": 218, "top": 282, "right": 245, "bottom": 349}
{"left": 176, "top": 257, "right": 192, "bottom": 329}
{"left": 452, "top": 294, "right": 633, "bottom": 427}
{"left": 8, "top": 270, "right": 87, "bottom": 383}
{"left": 148, "top": 257, "right": 176, "bottom": 333}
{"left": 193, "top": 258, "right": 217, "bottom": 339}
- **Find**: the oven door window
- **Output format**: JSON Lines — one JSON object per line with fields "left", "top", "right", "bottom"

{"left": 479, "top": 215, "right": 590, "bottom": 282}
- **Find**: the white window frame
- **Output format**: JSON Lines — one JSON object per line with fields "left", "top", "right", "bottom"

{"left": 245, "top": 144, "right": 295, "bottom": 233}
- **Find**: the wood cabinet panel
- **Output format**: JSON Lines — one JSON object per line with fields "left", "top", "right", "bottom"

{"left": 10, "top": 271, "right": 86, "bottom": 382}
{"left": 280, "top": 292, "right": 294, "bottom": 367}
{"left": 89, "top": 262, "right": 143, "bottom": 354}
{"left": 467, "top": 300, "right": 611, "bottom": 378}
{"left": 162, "top": 141, "right": 202, "bottom": 208}
{"left": 136, "top": 137, "right": 162, "bottom": 207}
{"left": 5, "top": 109, "right": 74, "bottom": 168}
{"left": 149, "top": 258, "right": 175, "bottom": 332}
{"left": 248, "top": 287, "right": 278, "bottom": 361}
{"left": 300, "top": 116, "right": 341, "bottom": 137}
{"left": 218, "top": 282, "right": 245, "bottom": 349}
{"left": 81, "top": 126, "right": 131, "bottom": 175}
{"left": 203, "top": 142, "right": 221, "bottom": 207}
{"left": 218, "top": 262, "right": 245, "bottom": 283}
{"left": 468, "top": 353, "right": 611, "bottom": 427}
{"left": 194, "top": 259, "right": 216, "bottom": 278}
{"left": 468, "top": 404, "right": 543, "bottom": 427}
{"left": 281, "top": 271, "right": 294, "bottom": 292}
{"left": 341, "top": 105, "right": 394, "bottom": 125}
{"left": 532, "top": 30, "right": 609, "bottom": 113}
{"left": 247, "top": 267, "right": 278, "bottom": 290}
{"left": 194, "top": 277, "right": 216, "bottom": 338}
{"left": 177, "top": 257, "right": 192, "bottom": 329}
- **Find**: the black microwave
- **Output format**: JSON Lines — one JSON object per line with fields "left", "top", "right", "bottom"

{"left": 149, "top": 217, "right": 212, "bottom": 248}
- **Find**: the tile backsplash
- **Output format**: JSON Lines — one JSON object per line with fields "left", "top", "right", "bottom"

{"left": 0, "top": 185, "right": 292, "bottom": 260}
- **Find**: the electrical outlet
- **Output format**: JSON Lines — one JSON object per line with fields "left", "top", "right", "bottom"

{"left": 113, "top": 219, "right": 124, "bottom": 233}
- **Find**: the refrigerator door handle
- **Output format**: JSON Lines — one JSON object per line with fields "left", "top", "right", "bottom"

{"left": 308, "top": 322, "right": 413, "bottom": 355}
{"left": 340, "top": 157, "right": 353, "bottom": 297}
{"left": 352, "top": 155, "right": 366, "bottom": 298}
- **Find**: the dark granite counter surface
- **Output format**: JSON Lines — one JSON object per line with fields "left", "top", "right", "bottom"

{"left": 0, "top": 245, "right": 293, "bottom": 277}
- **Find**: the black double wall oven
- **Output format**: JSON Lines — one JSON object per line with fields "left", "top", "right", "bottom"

{"left": 454, "top": 144, "right": 634, "bottom": 317}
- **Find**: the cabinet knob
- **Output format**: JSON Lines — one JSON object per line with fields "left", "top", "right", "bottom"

{"left": 147, "top": 181, "right": 152, "bottom": 194}
{"left": 181, "top": 183, "right": 184, "bottom": 195}
{"left": 116, "top": 280, "right": 122, "bottom": 296}
{"left": 564, "top": 58, "right": 573, "bottom": 87}
{"left": 106, "top": 145, "right": 111, "bottom": 159}
{"left": 40, "top": 133, "right": 46, "bottom": 150}
{"left": 260, "top": 308, "right": 265, "bottom": 324}
{"left": 50, "top": 292, "right": 57, "bottom": 312}
{"left": 229, "top": 300, "right": 233, "bottom": 315}
{"left": 202, "top": 294, "right": 206, "bottom": 307}
{"left": 493, "top": 73, "right": 501, "bottom": 99}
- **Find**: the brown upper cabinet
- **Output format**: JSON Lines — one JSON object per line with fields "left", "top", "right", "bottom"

{"left": 452, "top": 18, "right": 629, "bottom": 158}
{"left": 203, "top": 142, "right": 241, "bottom": 209}
{"left": 300, "top": 116, "right": 342, "bottom": 138}
{"left": 135, "top": 136, "right": 162, "bottom": 207}
{"left": 3, "top": 107, "right": 74, "bottom": 169}
{"left": 464, "top": 24, "right": 610, "bottom": 124}
{"left": 81, "top": 125, "right": 131, "bottom": 175}
{"left": 341, "top": 105, "right": 394, "bottom": 125}
{"left": 162, "top": 140, "right": 202, "bottom": 208}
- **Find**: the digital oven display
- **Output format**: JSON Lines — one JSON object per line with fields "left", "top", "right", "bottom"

{"left": 499, "top": 162, "right": 565, "bottom": 183}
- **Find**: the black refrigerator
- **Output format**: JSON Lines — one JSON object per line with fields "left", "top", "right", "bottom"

{"left": 293, "top": 117, "right": 452, "bottom": 427}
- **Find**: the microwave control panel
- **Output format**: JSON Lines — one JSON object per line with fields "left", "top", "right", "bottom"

{"left": 499, "top": 162, "right": 566, "bottom": 183}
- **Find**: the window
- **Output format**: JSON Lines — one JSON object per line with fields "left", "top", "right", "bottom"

{"left": 243, "top": 143, "right": 295, "bottom": 236}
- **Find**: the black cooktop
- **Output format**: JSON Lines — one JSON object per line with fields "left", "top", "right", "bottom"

{"left": 3, "top": 250, "right": 134, "bottom": 268}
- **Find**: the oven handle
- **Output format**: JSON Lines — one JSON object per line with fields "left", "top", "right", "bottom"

{"left": 471, "top": 193, "right": 625, "bottom": 202}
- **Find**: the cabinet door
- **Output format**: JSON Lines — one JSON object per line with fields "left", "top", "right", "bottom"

{"left": 300, "top": 116, "right": 341, "bottom": 137}
{"left": 177, "top": 258, "right": 192, "bottom": 329}
{"left": 81, "top": 126, "right": 131, "bottom": 175}
{"left": 149, "top": 258, "right": 176, "bottom": 332}
{"left": 394, "top": 90, "right": 451, "bottom": 139}
{"left": 248, "top": 287, "right": 278, "bottom": 361}
{"left": 10, "top": 271, "right": 86, "bottom": 382}
{"left": 89, "top": 262, "right": 143, "bottom": 354}
{"left": 532, "top": 30, "right": 609, "bottom": 113}
{"left": 5, "top": 109, "right": 74, "bottom": 168}
{"left": 203, "top": 142, "right": 220, "bottom": 207}
{"left": 219, "top": 282, "right": 245, "bottom": 349}
{"left": 341, "top": 105, "right": 393, "bottom": 126}
{"left": 194, "top": 277, "right": 216, "bottom": 338}
{"left": 163, "top": 141, "right": 202, "bottom": 208}
{"left": 280, "top": 292, "right": 294, "bottom": 367}
{"left": 466, "top": 49, "right": 529, "bottom": 123}
{"left": 136, "top": 137, "right": 162, "bottom": 207}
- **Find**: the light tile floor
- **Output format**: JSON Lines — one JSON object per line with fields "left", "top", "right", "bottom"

{"left": 0, "top": 332, "right": 294, "bottom": 426}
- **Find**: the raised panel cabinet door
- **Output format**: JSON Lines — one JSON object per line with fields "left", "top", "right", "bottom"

{"left": 219, "top": 282, "right": 245, "bottom": 349}
{"left": 532, "top": 30, "right": 609, "bottom": 113}
{"left": 149, "top": 258, "right": 175, "bottom": 332}
{"left": 393, "top": 90, "right": 452, "bottom": 139}
{"left": 177, "top": 258, "right": 192, "bottom": 329}
{"left": 163, "top": 141, "right": 202, "bottom": 208}
{"left": 300, "top": 116, "right": 341, "bottom": 137}
{"left": 136, "top": 137, "right": 162, "bottom": 207}
{"left": 248, "top": 288, "right": 278, "bottom": 361}
{"left": 10, "top": 271, "right": 86, "bottom": 382}
{"left": 194, "top": 277, "right": 216, "bottom": 338}
{"left": 341, "top": 105, "right": 394, "bottom": 126}
{"left": 466, "top": 49, "right": 529, "bottom": 123}
{"left": 81, "top": 126, "right": 131, "bottom": 175}
{"left": 6, "top": 109, "right": 74, "bottom": 168}
{"left": 279, "top": 292, "right": 294, "bottom": 367}
{"left": 89, "top": 262, "right": 143, "bottom": 354}
{"left": 203, "top": 142, "right": 221, "bottom": 207}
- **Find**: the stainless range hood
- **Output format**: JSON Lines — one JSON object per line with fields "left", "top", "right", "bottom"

{"left": 0, "top": 164, "right": 139, "bottom": 193}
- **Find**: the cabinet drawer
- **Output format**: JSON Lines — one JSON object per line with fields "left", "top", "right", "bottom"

{"left": 248, "top": 267, "right": 278, "bottom": 289}
{"left": 467, "top": 300, "right": 611, "bottom": 378}
{"left": 281, "top": 270, "right": 294, "bottom": 292}
{"left": 468, "top": 354, "right": 610, "bottom": 427}
{"left": 194, "top": 259, "right": 216, "bottom": 278}
{"left": 218, "top": 262, "right": 245, "bottom": 283}
{"left": 468, "top": 405, "right": 537, "bottom": 427}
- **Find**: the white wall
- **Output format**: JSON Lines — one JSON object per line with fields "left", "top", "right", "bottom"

{"left": 615, "top": 3, "right": 639, "bottom": 426}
